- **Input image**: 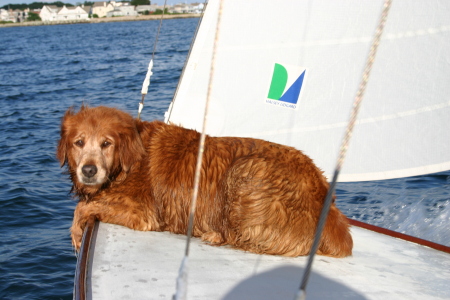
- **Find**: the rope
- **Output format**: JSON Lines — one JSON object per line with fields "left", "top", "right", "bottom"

{"left": 173, "top": 1, "right": 223, "bottom": 299}
{"left": 138, "top": 0, "right": 168, "bottom": 120}
{"left": 294, "top": 1, "right": 393, "bottom": 299}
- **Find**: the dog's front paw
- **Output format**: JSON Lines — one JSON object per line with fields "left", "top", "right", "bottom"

{"left": 70, "top": 224, "right": 83, "bottom": 251}
{"left": 70, "top": 201, "right": 92, "bottom": 251}
{"left": 201, "top": 231, "right": 225, "bottom": 245}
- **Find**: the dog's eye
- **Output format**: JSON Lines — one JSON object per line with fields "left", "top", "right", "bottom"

{"left": 102, "top": 141, "right": 111, "bottom": 148}
{"left": 75, "top": 140, "right": 84, "bottom": 147}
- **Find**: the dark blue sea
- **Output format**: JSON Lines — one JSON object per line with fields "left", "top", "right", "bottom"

{"left": 0, "top": 18, "right": 449, "bottom": 299}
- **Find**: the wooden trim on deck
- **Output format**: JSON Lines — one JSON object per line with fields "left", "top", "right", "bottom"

{"left": 348, "top": 218, "right": 450, "bottom": 254}
{"left": 74, "top": 216, "right": 98, "bottom": 300}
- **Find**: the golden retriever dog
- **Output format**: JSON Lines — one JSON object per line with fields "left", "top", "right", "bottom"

{"left": 57, "top": 105, "right": 352, "bottom": 257}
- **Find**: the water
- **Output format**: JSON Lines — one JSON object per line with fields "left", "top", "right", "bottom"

{"left": 0, "top": 19, "right": 449, "bottom": 299}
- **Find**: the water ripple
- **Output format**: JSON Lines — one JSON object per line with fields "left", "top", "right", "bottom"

{"left": 0, "top": 18, "right": 198, "bottom": 299}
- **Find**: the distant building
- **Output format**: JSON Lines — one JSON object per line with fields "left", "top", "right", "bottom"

{"left": 81, "top": 5, "right": 92, "bottom": 16}
{"left": 13, "top": 9, "right": 28, "bottom": 22}
{"left": 189, "top": 3, "right": 205, "bottom": 14}
{"left": 170, "top": 4, "right": 190, "bottom": 14}
{"left": 0, "top": 9, "right": 13, "bottom": 22}
{"left": 58, "top": 6, "right": 89, "bottom": 20}
{"left": 169, "top": 3, "right": 204, "bottom": 14}
{"left": 38, "top": 5, "right": 58, "bottom": 21}
{"left": 135, "top": 4, "right": 163, "bottom": 14}
{"left": 40, "top": 5, "right": 89, "bottom": 22}
{"left": 106, "top": 5, "right": 138, "bottom": 17}
{"left": 110, "top": 1, "right": 125, "bottom": 7}
{"left": 92, "top": 1, "right": 115, "bottom": 18}
{"left": 0, "top": 8, "right": 29, "bottom": 22}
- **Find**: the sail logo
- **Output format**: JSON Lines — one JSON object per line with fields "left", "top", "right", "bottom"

{"left": 266, "top": 63, "right": 306, "bottom": 110}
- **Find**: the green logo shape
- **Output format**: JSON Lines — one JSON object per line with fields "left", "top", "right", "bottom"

{"left": 267, "top": 63, "right": 288, "bottom": 100}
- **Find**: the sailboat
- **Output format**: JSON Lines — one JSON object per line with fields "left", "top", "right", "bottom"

{"left": 73, "top": 0, "right": 450, "bottom": 299}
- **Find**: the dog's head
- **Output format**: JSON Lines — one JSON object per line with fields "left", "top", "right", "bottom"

{"left": 57, "top": 105, "right": 145, "bottom": 196}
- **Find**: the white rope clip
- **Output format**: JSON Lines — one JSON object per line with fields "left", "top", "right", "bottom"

{"left": 141, "top": 59, "right": 154, "bottom": 95}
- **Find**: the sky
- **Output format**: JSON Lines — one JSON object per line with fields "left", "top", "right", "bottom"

{"left": 0, "top": 0, "right": 199, "bottom": 7}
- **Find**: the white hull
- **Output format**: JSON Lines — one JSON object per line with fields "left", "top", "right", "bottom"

{"left": 81, "top": 221, "right": 450, "bottom": 299}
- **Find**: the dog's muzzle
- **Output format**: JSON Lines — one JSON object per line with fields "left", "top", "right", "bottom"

{"left": 82, "top": 164, "right": 98, "bottom": 178}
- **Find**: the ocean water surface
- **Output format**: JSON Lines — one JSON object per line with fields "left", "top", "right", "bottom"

{"left": 0, "top": 18, "right": 449, "bottom": 299}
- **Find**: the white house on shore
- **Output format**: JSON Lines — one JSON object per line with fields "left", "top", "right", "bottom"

{"left": 40, "top": 5, "right": 58, "bottom": 21}
{"left": 135, "top": 4, "right": 165, "bottom": 14}
{"left": 170, "top": 2, "right": 204, "bottom": 14}
{"left": 1, "top": 8, "right": 29, "bottom": 22}
{"left": 190, "top": 3, "right": 205, "bottom": 14}
{"left": 106, "top": 5, "right": 138, "bottom": 18}
{"left": 40, "top": 5, "right": 90, "bottom": 22}
{"left": 92, "top": 1, "right": 114, "bottom": 18}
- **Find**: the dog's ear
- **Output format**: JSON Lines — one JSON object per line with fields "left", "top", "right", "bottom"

{"left": 118, "top": 120, "right": 146, "bottom": 172}
{"left": 57, "top": 108, "right": 76, "bottom": 167}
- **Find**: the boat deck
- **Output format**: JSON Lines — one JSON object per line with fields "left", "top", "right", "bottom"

{"left": 84, "top": 222, "right": 450, "bottom": 299}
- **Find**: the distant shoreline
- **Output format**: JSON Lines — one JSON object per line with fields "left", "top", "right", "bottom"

{"left": 0, "top": 14, "right": 200, "bottom": 28}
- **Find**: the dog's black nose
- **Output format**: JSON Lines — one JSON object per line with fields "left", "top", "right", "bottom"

{"left": 82, "top": 165, "right": 98, "bottom": 178}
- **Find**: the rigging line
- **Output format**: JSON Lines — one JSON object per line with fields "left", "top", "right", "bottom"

{"left": 173, "top": 1, "right": 224, "bottom": 300}
{"left": 165, "top": 1, "right": 209, "bottom": 123}
{"left": 294, "top": 1, "right": 393, "bottom": 300}
{"left": 184, "top": 0, "right": 218, "bottom": 259}
{"left": 138, "top": 0, "right": 168, "bottom": 120}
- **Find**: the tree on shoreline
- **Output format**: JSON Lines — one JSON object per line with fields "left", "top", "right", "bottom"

{"left": 1, "top": 2, "right": 74, "bottom": 10}
{"left": 76, "top": 1, "right": 95, "bottom": 6}
{"left": 130, "top": 0, "right": 150, "bottom": 5}
{"left": 27, "top": 12, "right": 41, "bottom": 21}
{"left": 153, "top": 8, "right": 169, "bottom": 15}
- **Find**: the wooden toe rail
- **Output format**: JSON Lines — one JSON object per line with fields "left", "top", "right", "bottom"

{"left": 74, "top": 216, "right": 98, "bottom": 300}
{"left": 348, "top": 218, "right": 450, "bottom": 254}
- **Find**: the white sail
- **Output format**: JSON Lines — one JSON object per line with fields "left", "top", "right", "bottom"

{"left": 166, "top": 0, "right": 450, "bottom": 182}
